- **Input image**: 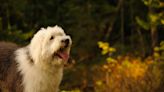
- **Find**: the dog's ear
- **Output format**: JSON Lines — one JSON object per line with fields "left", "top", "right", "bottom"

{"left": 29, "top": 30, "right": 45, "bottom": 64}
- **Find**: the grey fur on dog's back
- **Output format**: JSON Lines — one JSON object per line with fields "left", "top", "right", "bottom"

{"left": 0, "top": 42, "right": 23, "bottom": 92}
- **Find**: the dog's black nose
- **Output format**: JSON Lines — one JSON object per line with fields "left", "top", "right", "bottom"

{"left": 65, "top": 39, "right": 70, "bottom": 44}
{"left": 62, "top": 39, "right": 69, "bottom": 44}
{"left": 62, "top": 39, "right": 70, "bottom": 47}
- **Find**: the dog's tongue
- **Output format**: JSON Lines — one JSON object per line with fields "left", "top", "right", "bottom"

{"left": 58, "top": 52, "right": 69, "bottom": 61}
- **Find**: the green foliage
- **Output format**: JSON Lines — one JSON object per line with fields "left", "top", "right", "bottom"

{"left": 139, "top": 0, "right": 164, "bottom": 27}
{"left": 135, "top": 0, "right": 164, "bottom": 33}
{"left": 142, "top": 0, "right": 162, "bottom": 8}
{"left": 160, "top": 41, "right": 164, "bottom": 50}
{"left": 154, "top": 41, "right": 164, "bottom": 60}
{"left": 135, "top": 16, "right": 150, "bottom": 30}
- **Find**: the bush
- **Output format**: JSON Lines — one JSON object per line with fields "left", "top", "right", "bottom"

{"left": 61, "top": 56, "right": 164, "bottom": 92}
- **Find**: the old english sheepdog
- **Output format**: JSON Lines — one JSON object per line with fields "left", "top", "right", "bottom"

{"left": 0, "top": 25, "right": 72, "bottom": 92}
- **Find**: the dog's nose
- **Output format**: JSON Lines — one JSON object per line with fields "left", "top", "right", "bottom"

{"left": 65, "top": 39, "right": 70, "bottom": 44}
{"left": 62, "top": 38, "right": 70, "bottom": 47}
{"left": 62, "top": 39, "right": 69, "bottom": 44}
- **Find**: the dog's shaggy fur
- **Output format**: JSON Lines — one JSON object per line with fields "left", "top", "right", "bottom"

{"left": 0, "top": 25, "right": 72, "bottom": 92}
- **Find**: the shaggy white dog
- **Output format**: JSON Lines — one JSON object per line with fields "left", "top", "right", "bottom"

{"left": 0, "top": 25, "right": 72, "bottom": 92}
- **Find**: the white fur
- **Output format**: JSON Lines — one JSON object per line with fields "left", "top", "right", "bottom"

{"left": 15, "top": 25, "right": 72, "bottom": 92}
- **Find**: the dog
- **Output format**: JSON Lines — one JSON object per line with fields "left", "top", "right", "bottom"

{"left": 0, "top": 25, "right": 72, "bottom": 92}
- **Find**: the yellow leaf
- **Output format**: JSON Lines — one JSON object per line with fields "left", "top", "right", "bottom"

{"left": 61, "top": 89, "right": 81, "bottom": 92}
{"left": 149, "top": 14, "right": 158, "bottom": 23}
{"left": 72, "top": 89, "right": 81, "bottom": 92}
{"left": 109, "top": 47, "right": 116, "bottom": 52}
{"left": 98, "top": 41, "right": 109, "bottom": 50}
{"left": 102, "top": 50, "right": 108, "bottom": 55}
{"left": 98, "top": 41, "right": 104, "bottom": 48}
{"left": 104, "top": 42, "right": 109, "bottom": 46}
{"left": 122, "top": 60, "right": 131, "bottom": 68}
{"left": 102, "top": 45, "right": 109, "bottom": 50}
{"left": 154, "top": 52, "right": 160, "bottom": 58}
{"left": 161, "top": 19, "right": 164, "bottom": 25}
{"left": 96, "top": 80, "right": 103, "bottom": 86}
{"left": 103, "top": 65, "right": 108, "bottom": 69}
{"left": 106, "top": 57, "right": 117, "bottom": 63}
{"left": 154, "top": 47, "right": 160, "bottom": 51}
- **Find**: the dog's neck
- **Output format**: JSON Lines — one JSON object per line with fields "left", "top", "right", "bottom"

{"left": 15, "top": 47, "right": 63, "bottom": 92}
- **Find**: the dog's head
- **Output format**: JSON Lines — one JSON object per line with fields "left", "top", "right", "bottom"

{"left": 29, "top": 25, "right": 72, "bottom": 68}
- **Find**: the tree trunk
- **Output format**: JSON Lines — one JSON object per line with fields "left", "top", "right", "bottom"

{"left": 151, "top": 25, "right": 158, "bottom": 50}
{"left": 120, "top": 0, "right": 124, "bottom": 53}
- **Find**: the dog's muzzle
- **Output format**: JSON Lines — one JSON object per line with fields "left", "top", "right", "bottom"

{"left": 61, "top": 38, "right": 70, "bottom": 48}
{"left": 53, "top": 38, "right": 71, "bottom": 62}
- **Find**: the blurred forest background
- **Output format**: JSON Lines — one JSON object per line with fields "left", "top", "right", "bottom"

{"left": 0, "top": 0, "right": 164, "bottom": 92}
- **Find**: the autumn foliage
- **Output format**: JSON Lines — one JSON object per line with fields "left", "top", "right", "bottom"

{"left": 61, "top": 56, "right": 164, "bottom": 92}
{"left": 93, "top": 56, "right": 163, "bottom": 92}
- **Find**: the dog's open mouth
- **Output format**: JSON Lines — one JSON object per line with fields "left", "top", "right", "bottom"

{"left": 54, "top": 48, "right": 69, "bottom": 62}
